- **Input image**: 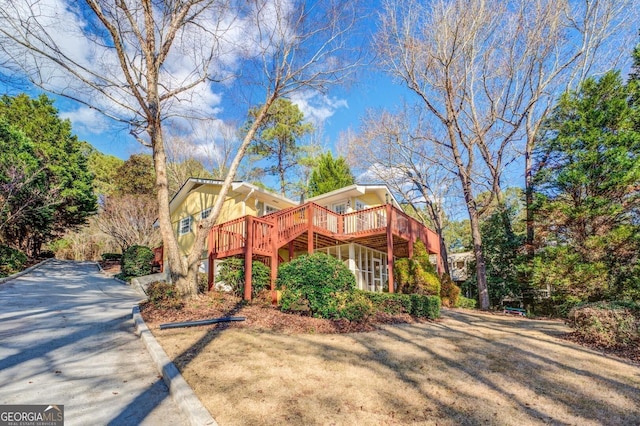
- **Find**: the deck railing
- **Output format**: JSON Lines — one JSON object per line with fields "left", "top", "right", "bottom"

{"left": 211, "top": 216, "right": 246, "bottom": 255}
{"left": 276, "top": 204, "right": 309, "bottom": 244}
{"left": 343, "top": 205, "right": 387, "bottom": 235}
{"left": 311, "top": 204, "right": 341, "bottom": 233}
{"left": 208, "top": 202, "right": 439, "bottom": 259}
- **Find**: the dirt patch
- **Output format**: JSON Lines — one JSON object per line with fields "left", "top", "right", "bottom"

{"left": 99, "top": 260, "right": 121, "bottom": 275}
{"left": 145, "top": 298, "right": 640, "bottom": 426}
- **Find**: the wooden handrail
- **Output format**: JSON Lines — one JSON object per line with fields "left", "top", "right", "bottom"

{"left": 208, "top": 202, "right": 440, "bottom": 258}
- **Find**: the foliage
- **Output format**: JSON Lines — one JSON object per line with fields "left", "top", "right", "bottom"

{"left": 146, "top": 281, "right": 184, "bottom": 309}
{"left": 413, "top": 240, "right": 436, "bottom": 274}
{"left": 0, "top": 94, "right": 97, "bottom": 256}
{"left": 443, "top": 219, "right": 472, "bottom": 253}
{"left": 86, "top": 147, "right": 124, "bottom": 198}
{"left": 0, "top": 244, "right": 27, "bottom": 277}
{"left": 567, "top": 302, "right": 640, "bottom": 349}
{"left": 533, "top": 71, "right": 640, "bottom": 306}
{"left": 307, "top": 151, "right": 355, "bottom": 197}
{"left": 116, "top": 154, "right": 156, "bottom": 197}
{"left": 394, "top": 241, "right": 441, "bottom": 296}
{"left": 334, "top": 291, "right": 375, "bottom": 321}
{"left": 440, "top": 274, "right": 461, "bottom": 308}
{"left": 120, "top": 245, "right": 154, "bottom": 279}
{"left": 479, "top": 198, "right": 526, "bottom": 306}
{"left": 358, "top": 290, "right": 412, "bottom": 314}
{"left": 0, "top": 119, "right": 52, "bottom": 251}
{"left": 456, "top": 296, "right": 477, "bottom": 309}
{"left": 277, "top": 252, "right": 356, "bottom": 318}
{"left": 356, "top": 290, "right": 440, "bottom": 319}
{"left": 246, "top": 98, "right": 314, "bottom": 196}
{"left": 216, "top": 257, "right": 271, "bottom": 298}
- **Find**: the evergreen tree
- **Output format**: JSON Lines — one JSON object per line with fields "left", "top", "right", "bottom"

{"left": 307, "top": 152, "right": 355, "bottom": 197}
{"left": 532, "top": 71, "right": 640, "bottom": 303}
{"left": 246, "top": 99, "right": 314, "bottom": 196}
{"left": 0, "top": 94, "right": 97, "bottom": 255}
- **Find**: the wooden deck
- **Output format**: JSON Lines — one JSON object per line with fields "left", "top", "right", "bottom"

{"left": 207, "top": 202, "right": 442, "bottom": 299}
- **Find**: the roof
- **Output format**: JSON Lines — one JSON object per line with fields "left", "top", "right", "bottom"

{"left": 168, "top": 178, "right": 298, "bottom": 215}
{"left": 306, "top": 184, "right": 402, "bottom": 209}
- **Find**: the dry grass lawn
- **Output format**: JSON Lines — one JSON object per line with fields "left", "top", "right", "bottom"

{"left": 148, "top": 309, "right": 640, "bottom": 425}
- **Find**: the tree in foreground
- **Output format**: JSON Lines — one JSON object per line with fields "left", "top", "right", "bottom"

{"left": 532, "top": 71, "right": 640, "bottom": 305}
{"left": 0, "top": 0, "right": 361, "bottom": 297}
{"left": 307, "top": 151, "right": 355, "bottom": 197}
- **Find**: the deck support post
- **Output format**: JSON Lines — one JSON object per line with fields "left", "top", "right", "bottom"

{"left": 307, "top": 204, "right": 314, "bottom": 254}
{"left": 244, "top": 216, "right": 254, "bottom": 301}
{"left": 386, "top": 203, "right": 394, "bottom": 293}
{"left": 271, "top": 218, "right": 279, "bottom": 304}
{"left": 207, "top": 232, "right": 215, "bottom": 291}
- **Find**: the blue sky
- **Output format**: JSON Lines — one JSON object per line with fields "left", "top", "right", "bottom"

{"left": 0, "top": 0, "right": 403, "bottom": 163}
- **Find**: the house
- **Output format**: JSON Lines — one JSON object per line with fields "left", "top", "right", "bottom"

{"left": 164, "top": 178, "right": 443, "bottom": 300}
{"left": 447, "top": 251, "right": 473, "bottom": 283}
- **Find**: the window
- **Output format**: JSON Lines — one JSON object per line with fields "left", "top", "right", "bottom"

{"left": 333, "top": 202, "right": 347, "bottom": 215}
{"left": 201, "top": 208, "right": 212, "bottom": 220}
{"left": 265, "top": 204, "right": 279, "bottom": 215}
{"left": 179, "top": 217, "right": 192, "bottom": 235}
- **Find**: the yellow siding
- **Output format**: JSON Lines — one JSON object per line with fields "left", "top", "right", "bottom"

{"left": 354, "top": 192, "right": 384, "bottom": 208}
{"left": 172, "top": 185, "right": 260, "bottom": 255}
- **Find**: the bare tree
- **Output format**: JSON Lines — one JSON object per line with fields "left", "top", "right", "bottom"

{"left": 0, "top": 0, "right": 361, "bottom": 296}
{"left": 342, "top": 105, "right": 455, "bottom": 275}
{"left": 376, "top": 0, "right": 635, "bottom": 309}
{"left": 96, "top": 194, "right": 161, "bottom": 252}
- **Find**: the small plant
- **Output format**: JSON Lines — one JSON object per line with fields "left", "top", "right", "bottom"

{"left": 440, "top": 274, "right": 461, "bottom": 307}
{"left": 456, "top": 296, "right": 477, "bottom": 309}
{"left": 335, "top": 291, "right": 375, "bottom": 321}
{"left": 146, "top": 281, "right": 183, "bottom": 309}
{"left": 120, "top": 245, "right": 153, "bottom": 279}
{"left": 277, "top": 252, "right": 356, "bottom": 318}
{"left": 0, "top": 245, "right": 27, "bottom": 277}
{"left": 216, "top": 257, "right": 271, "bottom": 298}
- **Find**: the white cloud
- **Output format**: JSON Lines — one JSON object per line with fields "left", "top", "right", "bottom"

{"left": 59, "top": 106, "right": 110, "bottom": 135}
{"left": 288, "top": 91, "right": 348, "bottom": 126}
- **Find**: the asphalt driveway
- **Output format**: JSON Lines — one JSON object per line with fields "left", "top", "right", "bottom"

{"left": 0, "top": 260, "right": 188, "bottom": 425}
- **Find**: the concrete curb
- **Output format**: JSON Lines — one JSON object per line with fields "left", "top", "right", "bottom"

{"left": 0, "top": 257, "right": 54, "bottom": 284}
{"left": 132, "top": 306, "right": 218, "bottom": 426}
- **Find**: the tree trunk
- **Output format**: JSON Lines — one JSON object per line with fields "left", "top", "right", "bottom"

{"left": 468, "top": 204, "right": 490, "bottom": 310}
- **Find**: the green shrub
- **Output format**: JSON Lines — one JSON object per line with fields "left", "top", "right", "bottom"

{"left": 395, "top": 256, "right": 440, "bottom": 296}
{"left": 567, "top": 301, "right": 640, "bottom": 349}
{"left": 101, "top": 253, "right": 122, "bottom": 261}
{"left": 440, "top": 274, "right": 461, "bottom": 307}
{"left": 358, "top": 291, "right": 412, "bottom": 314}
{"left": 335, "top": 291, "right": 375, "bottom": 321}
{"left": 216, "top": 257, "right": 271, "bottom": 298}
{"left": 146, "top": 281, "right": 183, "bottom": 309}
{"left": 456, "top": 296, "right": 477, "bottom": 309}
{"left": 121, "top": 245, "right": 153, "bottom": 279}
{"left": 413, "top": 240, "right": 436, "bottom": 274}
{"left": 0, "top": 245, "right": 27, "bottom": 277}
{"left": 358, "top": 290, "right": 440, "bottom": 319}
{"left": 277, "top": 252, "right": 356, "bottom": 318}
